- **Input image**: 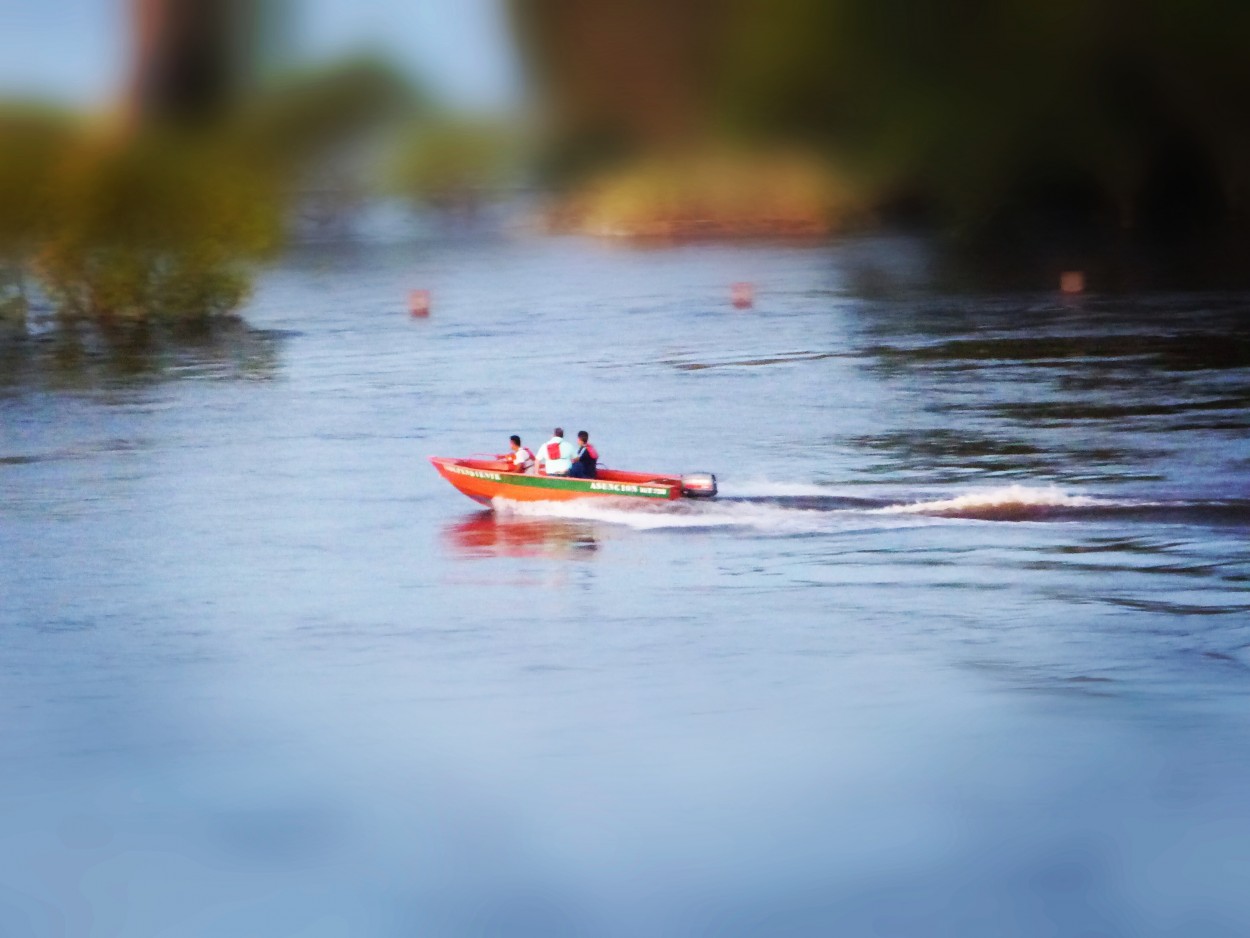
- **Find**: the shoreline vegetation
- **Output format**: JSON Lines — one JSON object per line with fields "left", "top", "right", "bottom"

{"left": 0, "top": 59, "right": 412, "bottom": 329}
{"left": 541, "top": 149, "right": 867, "bottom": 240}
{"left": 509, "top": 1, "right": 1250, "bottom": 246}
{"left": 5, "top": 0, "right": 1250, "bottom": 328}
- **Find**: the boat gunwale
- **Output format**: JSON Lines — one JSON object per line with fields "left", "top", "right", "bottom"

{"left": 429, "top": 456, "right": 684, "bottom": 500}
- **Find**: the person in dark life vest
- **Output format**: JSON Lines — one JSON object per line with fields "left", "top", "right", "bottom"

{"left": 568, "top": 430, "right": 598, "bottom": 478}
{"left": 499, "top": 435, "right": 534, "bottom": 472}
{"left": 536, "top": 427, "right": 576, "bottom": 475}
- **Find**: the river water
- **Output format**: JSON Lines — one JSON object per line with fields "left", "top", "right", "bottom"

{"left": 2, "top": 234, "right": 1249, "bottom": 936}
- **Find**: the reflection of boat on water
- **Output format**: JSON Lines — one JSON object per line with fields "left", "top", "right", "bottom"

{"left": 430, "top": 456, "right": 717, "bottom": 506}
{"left": 443, "top": 512, "right": 598, "bottom": 558}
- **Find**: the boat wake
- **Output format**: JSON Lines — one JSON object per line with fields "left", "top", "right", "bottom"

{"left": 494, "top": 494, "right": 851, "bottom": 533}
{"left": 873, "top": 484, "right": 1113, "bottom": 519}
{"left": 493, "top": 484, "right": 1249, "bottom": 532}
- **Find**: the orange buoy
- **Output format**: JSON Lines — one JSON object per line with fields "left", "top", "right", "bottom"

{"left": 731, "top": 282, "right": 755, "bottom": 309}
{"left": 408, "top": 289, "right": 431, "bottom": 317}
{"left": 1059, "top": 271, "right": 1085, "bottom": 294}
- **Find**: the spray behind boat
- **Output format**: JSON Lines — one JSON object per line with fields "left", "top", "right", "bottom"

{"left": 681, "top": 472, "right": 718, "bottom": 498}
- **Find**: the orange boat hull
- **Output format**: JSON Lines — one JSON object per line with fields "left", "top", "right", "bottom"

{"left": 429, "top": 457, "right": 686, "bottom": 506}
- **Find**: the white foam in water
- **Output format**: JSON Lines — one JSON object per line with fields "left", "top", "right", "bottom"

{"left": 876, "top": 484, "right": 1108, "bottom": 515}
{"left": 494, "top": 484, "right": 1134, "bottom": 532}
{"left": 493, "top": 496, "right": 850, "bottom": 533}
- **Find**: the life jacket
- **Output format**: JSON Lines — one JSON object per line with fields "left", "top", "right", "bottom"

{"left": 540, "top": 437, "right": 574, "bottom": 474}
{"left": 576, "top": 444, "right": 598, "bottom": 476}
{"left": 515, "top": 447, "right": 534, "bottom": 469}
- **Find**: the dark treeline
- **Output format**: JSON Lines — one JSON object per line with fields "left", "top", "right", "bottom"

{"left": 511, "top": 0, "right": 1250, "bottom": 238}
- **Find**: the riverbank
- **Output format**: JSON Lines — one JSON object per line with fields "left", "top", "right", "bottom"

{"left": 542, "top": 149, "right": 868, "bottom": 240}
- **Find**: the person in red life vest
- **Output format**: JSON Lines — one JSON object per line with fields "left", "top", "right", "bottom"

{"left": 568, "top": 430, "right": 598, "bottom": 478}
{"left": 499, "top": 435, "right": 534, "bottom": 472}
{"left": 535, "top": 427, "right": 576, "bottom": 475}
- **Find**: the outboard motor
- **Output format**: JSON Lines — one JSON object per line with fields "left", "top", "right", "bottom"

{"left": 680, "top": 472, "right": 718, "bottom": 499}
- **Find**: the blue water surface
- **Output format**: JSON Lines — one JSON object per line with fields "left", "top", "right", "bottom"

{"left": 2, "top": 234, "right": 1249, "bottom": 936}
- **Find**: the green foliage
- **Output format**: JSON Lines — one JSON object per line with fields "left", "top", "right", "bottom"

{"left": 513, "top": 0, "right": 1250, "bottom": 232}
{"left": 0, "top": 57, "right": 420, "bottom": 325}
{"left": 718, "top": 0, "right": 1250, "bottom": 229}
{"left": 234, "top": 57, "right": 420, "bottom": 171}
{"left": 0, "top": 106, "right": 74, "bottom": 256}
{"left": 389, "top": 118, "right": 521, "bottom": 211}
{"left": 36, "top": 132, "right": 282, "bottom": 321}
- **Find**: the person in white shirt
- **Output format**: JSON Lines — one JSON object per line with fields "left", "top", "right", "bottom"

{"left": 535, "top": 427, "right": 576, "bottom": 476}
{"left": 503, "top": 435, "right": 534, "bottom": 472}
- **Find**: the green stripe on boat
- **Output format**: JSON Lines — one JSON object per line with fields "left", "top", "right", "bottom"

{"left": 444, "top": 463, "right": 672, "bottom": 498}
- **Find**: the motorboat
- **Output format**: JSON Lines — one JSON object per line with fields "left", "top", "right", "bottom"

{"left": 429, "top": 456, "right": 717, "bottom": 506}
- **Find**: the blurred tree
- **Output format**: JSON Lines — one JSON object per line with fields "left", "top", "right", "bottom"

{"left": 36, "top": 133, "right": 282, "bottom": 321}
{"left": 233, "top": 57, "right": 419, "bottom": 170}
{"left": 510, "top": 0, "right": 1250, "bottom": 236}
{"left": 0, "top": 0, "right": 429, "bottom": 330}
{"left": 389, "top": 118, "right": 521, "bottom": 217}
{"left": 233, "top": 57, "right": 419, "bottom": 234}
{"left": 0, "top": 108, "right": 75, "bottom": 320}
{"left": 0, "top": 0, "right": 419, "bottom": 327}
{"left": 0, "top": 56, "right": 416, "bottom": 324}
{"left": 127, "top": 0, "right": 298, "bottom": 128}
{"left": 129, "top": 0, "right": 240, "bottom": 125}
{"left": 509, "top": 0, "right": 739, "bottom": 204}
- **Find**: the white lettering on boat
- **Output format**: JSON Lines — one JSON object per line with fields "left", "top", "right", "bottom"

{"left": 446, "top": 463, "right": 669, "bottom": 496}
{"left": 448, "top": 465, "right": 502, "bottom": 481}
{"left": 590, "top": 481, "right": 670, "bottom": 496}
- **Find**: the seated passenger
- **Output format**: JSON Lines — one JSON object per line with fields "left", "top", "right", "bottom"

{"left": 536, "top": 427, "right": 576, "bottom": 476}
{"left": 501, "top": 435, "right": 534, "bottom": 472}
{"left": 568, "top": 430, "right": 598, "bottom": 478}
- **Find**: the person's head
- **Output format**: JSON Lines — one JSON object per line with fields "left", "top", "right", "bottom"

{"left": 577, "top": 430, "right": 589, "bottom": 443}
{"left": 509, "top": 434, "right": 521, "bottom": 450}
{"left": 553, "top": 427, "right": 564, "bottom": 438}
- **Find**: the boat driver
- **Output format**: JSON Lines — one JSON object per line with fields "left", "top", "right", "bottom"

{"left": 568, "top": 430, "right": 598, "bottom": 478}
{"left": 503, "top": 435, "right": 534, "bottom": 472}
{"left": 536, "top": 427, "right": 576, "bottom": 476}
